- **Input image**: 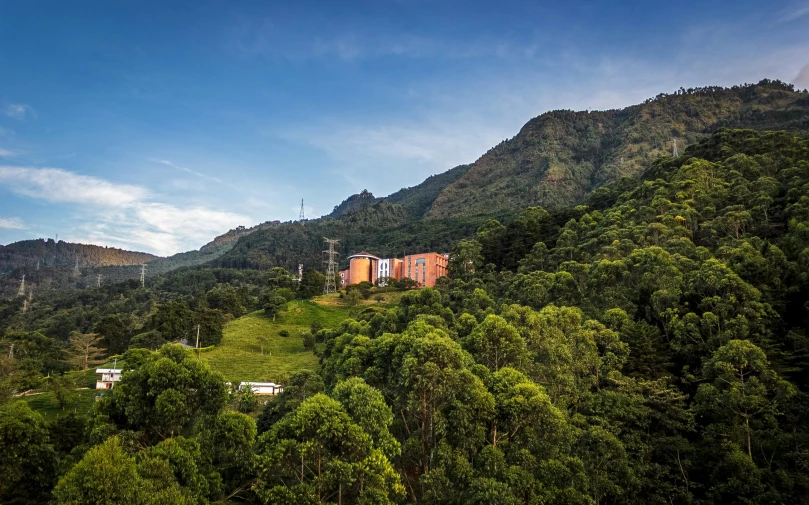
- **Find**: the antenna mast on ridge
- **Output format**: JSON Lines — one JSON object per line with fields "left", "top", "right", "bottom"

{"left": 299, "top": 199, "right": 305, "bottom": 222}
{"left": 323, "top": 238, "right": 339, "bottom": 294}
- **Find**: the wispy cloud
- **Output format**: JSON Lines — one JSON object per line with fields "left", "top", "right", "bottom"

{"left": 0, "top": 166, "right": 248, "bottom": 255}
{"left": 230, "top": 19, "right": 542, "bottom": 62}
{"left": 2, "top": 103, "right": 36, "bottom": 120}
{"left": 776, "top": 3, "right": 809, "bottom": 23}
{"left": 0, "top": 217, "right": 26, "bottom": 229}
{"left": 0, "top": 148, "right": 17, "bottom": 158}
{"left": 149, "top": 158, "right": 224, "bottom": 183}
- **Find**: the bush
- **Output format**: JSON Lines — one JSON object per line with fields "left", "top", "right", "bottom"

{"left": 279, "top": 330, "right": 289, "bottom": 338}
{"left": 301, "top": 331, "right": 314, "bottom": 350}
{"left": 237, "top": 386, "right": 258, "bottom": 413}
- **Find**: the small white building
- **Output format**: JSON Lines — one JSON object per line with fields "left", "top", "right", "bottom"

{"left": 239, "top": 381, "right": 284, "bottom": 396}
{"left": 95, "top": 368, "right": 123, "bottom": 390}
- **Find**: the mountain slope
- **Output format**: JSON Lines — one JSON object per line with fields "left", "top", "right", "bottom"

{"left": 0, "top": 239, "right": 157, "bottom": 272}
{"left": 427, "top": 79, "right": 809, "bottom": 218}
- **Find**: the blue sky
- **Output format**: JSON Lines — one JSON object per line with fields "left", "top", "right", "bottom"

{"left": 1, "top": 0, "right": 808, "bottom": 255}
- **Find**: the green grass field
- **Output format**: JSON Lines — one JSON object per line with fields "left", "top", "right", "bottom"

{"left": 22, "top": 389, "right": 98, "bottom": 421}
{"left": 201, "top": 301, "right": 352, "bottom": 383}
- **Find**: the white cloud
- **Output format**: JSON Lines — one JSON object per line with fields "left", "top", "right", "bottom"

{"left": 2, "top": 103, "right": 36, "bottom": 120}
{"left": 0, "top": 166, "right": 147, "bottom": 206}
{"left": 0, "top": 165, "right": 249, "bottom": 255}
{"left": 0, "top": 217, "right": 26, "bottom": 229}
{"left": 0, "top": 148, "right": 16, "bottom": 158}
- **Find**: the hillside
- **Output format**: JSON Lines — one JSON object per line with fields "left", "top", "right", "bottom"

{"left": 0, "top": 238, "right": 157, "bottom": 272}
{"left": 427, "top": 79, "right": 809, "bottom": 217}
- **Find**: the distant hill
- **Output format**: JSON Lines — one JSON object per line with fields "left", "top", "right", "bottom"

{"left": 0, "top": 239, "right": 157, "bottom": 272}
{"left": 0, "top": 220, "right": 281, "bottom": 298}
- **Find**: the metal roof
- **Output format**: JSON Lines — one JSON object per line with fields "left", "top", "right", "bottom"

{"left": 347, "top": 251, "right": 381, "bottom": 260}
{"left": 95, "top": 368, "right": 123, "bottom": 374}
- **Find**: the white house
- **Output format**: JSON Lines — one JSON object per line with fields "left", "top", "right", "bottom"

{"left": 95, "top": 368, "right": 123, "bottom": 390}
{"left": 239, "top": 381, "right": 284, "bottom": 395}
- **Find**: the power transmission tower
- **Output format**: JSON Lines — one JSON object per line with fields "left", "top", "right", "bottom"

{"left": 672, "top": 139, "right": 679, "bottom": 157}
{"left": 73, "top": 259, "right": 80, "bottom": 277}
{"left": 140, "top": 264, "right": 147, "bottom": 288}
{"left": 17, "top": 275, "right": 25, "bottom": 297}
{"left": 323, "top": 238, "right": 339, "bottom": 294}
{"left": 96, "top": 274, "right": 102, "bottom": 288}
{"left": 36, "top": 260, "right": 40, "bottom": 271}
{"left": 299, "top": 199, "right": 305, "bottom": 222}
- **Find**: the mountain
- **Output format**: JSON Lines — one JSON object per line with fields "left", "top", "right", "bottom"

{"left": 425, "top": 79, "right": 809, "bottom": 217}
{"left": 211, "top": 79, "right": 809, "bottom": 272}
{"left": 0, "top": 239, "right": 157, "bottom": 273}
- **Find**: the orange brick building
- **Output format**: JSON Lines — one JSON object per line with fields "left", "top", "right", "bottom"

{"left": 341, "top": 251, "right": 448, "bottom": 288}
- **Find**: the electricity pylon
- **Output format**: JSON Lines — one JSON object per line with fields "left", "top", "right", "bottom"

{"left": 323, "top": 238, "right": 339, "bottom": 294}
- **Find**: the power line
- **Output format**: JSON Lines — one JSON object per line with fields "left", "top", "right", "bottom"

{"left": 323, "top": 238, "right": 339, "bottom": 294}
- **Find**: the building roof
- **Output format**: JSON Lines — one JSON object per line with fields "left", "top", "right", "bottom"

{"left": 239, "top": 381, "right": 282, "bottom": 387}
{"left": 95, "top": 368, "right": 123, "bottom": 374}
{"left": 347, "top": 251, "right": 381, "bottom": 260}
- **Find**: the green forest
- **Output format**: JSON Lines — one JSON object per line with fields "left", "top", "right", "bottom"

{"left": 2, "top": 127, "right": 809, "bottom": 504}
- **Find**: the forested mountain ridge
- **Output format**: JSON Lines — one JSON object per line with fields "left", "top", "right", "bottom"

{"left": 427, "top": 79, "right": 809, "bottom": 217}
{"left": 0, "top": 238, "right": 157, "bottom": 272}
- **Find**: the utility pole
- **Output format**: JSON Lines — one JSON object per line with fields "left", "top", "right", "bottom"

{"left": 96, "top": 274, "right": 102, "bottom": 288}
{"left": 140, "top": 264, "right": 146, "bottom": 288}
{"left": 299, "top": 199, "right": 305, "bottom": 222}
{"left": 17, "top": 275, "right": 25, "bottom": 297}
{"left": 323, "top": 238, "right": 339, "bottom": 294}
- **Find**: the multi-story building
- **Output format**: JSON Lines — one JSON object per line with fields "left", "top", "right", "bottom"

{"left": 403, "top": 252, "right": 449, "bottom": 288}
{"left": 340, "top": 251, "right": 447, "bottom": 288}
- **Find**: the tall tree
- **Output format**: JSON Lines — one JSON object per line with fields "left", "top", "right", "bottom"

{"left": 68, "top": 331, "right": 106, "bottom": 370}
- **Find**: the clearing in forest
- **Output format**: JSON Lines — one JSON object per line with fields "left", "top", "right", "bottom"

{"left": 201, "top": 300, "right": 351, "bottom": 382}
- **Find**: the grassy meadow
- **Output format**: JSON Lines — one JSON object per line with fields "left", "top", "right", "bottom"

{"left": 201, "top": 300, "right": 352, "bottom": 383}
